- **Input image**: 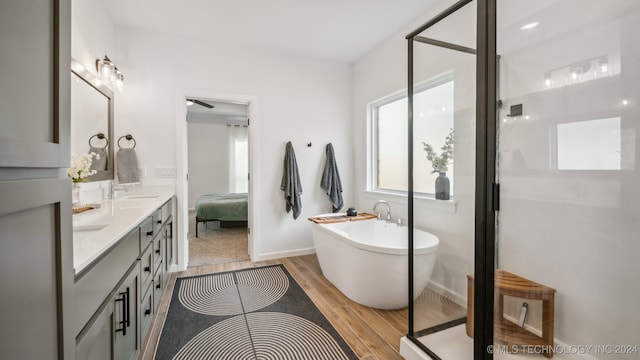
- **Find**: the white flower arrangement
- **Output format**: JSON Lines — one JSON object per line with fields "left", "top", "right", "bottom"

{"left": 422, "top": 129, "right": 454, "bottom": 174}
{"left": 68, "top": 152, "right": 100, "bottom": 182}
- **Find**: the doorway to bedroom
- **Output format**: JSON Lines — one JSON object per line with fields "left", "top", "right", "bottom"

{"left": 186, "top": 98, "right": 250, "bottom": 267}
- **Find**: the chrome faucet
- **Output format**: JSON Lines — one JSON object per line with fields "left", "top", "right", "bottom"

{"left": 373, "top": 200, "right": 391, "bottom": 223}
{"left": 110, "top": 183, "right": 128, "bottom": 199}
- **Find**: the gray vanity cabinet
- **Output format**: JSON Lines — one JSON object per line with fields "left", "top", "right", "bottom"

{"left": 164, "top": 217, "right": 174, "bottom": 272}
{"left": 113, "top": 266, "right": 139, "bottom": 360}
{"left": 140, "top": 239, "right": 155, "bottom": 293}
{"left": 140, "top": 236, "right": 156, "bottom": 343}
{"left": 75, "top": 296, "right": 114, "bottom": 360}
{"left": 76, "top": 264, "right": 139, "bottom": 360}
{"left": 140, "top": 279, "right": 155, "bottom": 343}
{"left": 0, "top": 0, "right": 74, "bottom": 358}
{"left": 75, "top": 227, "right": 140, "bottom": 360}
{"left": 75, "top": 196, "right": 176, "bottom": 359}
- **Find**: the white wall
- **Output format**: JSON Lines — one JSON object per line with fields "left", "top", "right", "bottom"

{"left": 71, "top": 0, "right": 115, "bottom": 76}
{"left": 352, "top": 0, "right": 477, "bottom": 305}
{"left": 187, "top": 122, "right": 230, "bottom": 208}
{"left": 113, "top": 27, "right": 353, "bottom": 261}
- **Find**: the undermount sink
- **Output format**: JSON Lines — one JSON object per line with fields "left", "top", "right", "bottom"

{"left": 73, "top": 224, "right": 108, "bottom": 232}
{"left": 123, "top": 194, "right": 159, "bottom": 199}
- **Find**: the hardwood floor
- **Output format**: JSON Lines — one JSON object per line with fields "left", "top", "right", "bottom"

{"left": 140, "top": 254, "right": 465, "bottom": 360}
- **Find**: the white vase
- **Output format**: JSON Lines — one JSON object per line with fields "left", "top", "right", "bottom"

{"left": 72, "top": 183, "right": 80, "bottom": 205}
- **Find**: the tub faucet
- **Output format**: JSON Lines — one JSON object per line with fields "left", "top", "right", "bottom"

{"left": 373, "top": 200, "right": 391, "bottom": 223}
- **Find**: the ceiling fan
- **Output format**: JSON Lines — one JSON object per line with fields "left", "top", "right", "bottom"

{"left": 187, "top": 99, "right": 215, "bottom": 108}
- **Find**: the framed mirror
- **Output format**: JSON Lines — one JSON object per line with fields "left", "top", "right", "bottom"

{"left": 70, "top": 58, "right": 114, "bottom": 181}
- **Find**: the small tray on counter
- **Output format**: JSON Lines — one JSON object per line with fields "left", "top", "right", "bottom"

{"left": 308, "top": 212, "right": 377, "bottom": 224}
{"left": 72, "top": 204, "right": 101, "bottom": 214}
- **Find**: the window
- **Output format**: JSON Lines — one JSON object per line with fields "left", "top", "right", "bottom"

{"left": 229, "top": 125, "right": 248, "bottom": 193}
{"left": 370, "top": 73, "right": 454, "bottom": 197}
{"left": 555, "top": 117, "right": 621, "bottom": 170}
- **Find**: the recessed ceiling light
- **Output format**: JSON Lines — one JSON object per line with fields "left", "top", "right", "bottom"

{"left": 520, "top": 22, "right": 539, "bottom": 30}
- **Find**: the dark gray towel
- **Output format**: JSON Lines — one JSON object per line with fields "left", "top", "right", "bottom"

{"left": 116, "top": 148, "right": 140, "bottom": 183}
{"left": 320, "top": 143, "right": 343, "bottom": 213}
{"left": 89, "top": 146, "right": 108, "bottom": 171}
{"left": 280, "top": 141, "right": 303, "bottom": 219}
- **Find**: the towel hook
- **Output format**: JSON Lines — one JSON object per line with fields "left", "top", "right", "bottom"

{"left": 88, "top": 133, "right": 109, "bottom": 149}
{"left": 307, "top": 142, "right": 312, "bottom": 147}
{"left": 117, "top": 134, "right": 136, "bottom": 149}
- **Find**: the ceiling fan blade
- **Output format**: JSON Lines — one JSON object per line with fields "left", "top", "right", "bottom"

{"left": 191, "top": 99, "right": 214, "bottom": 108}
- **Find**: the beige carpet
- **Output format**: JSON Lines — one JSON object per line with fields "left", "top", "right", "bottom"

{"left": 188, "top": 211, "right": 249, "bottom": 267}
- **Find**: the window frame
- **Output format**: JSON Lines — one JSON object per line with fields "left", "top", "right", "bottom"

{"left": 368, "top": 71, "right": 455, "bottom": 198}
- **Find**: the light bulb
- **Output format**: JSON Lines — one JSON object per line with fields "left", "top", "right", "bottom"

{"left": 599, "top": 57, "right": 609, "bottom": 74}
{"left": 115, "top": 72, "right": 124, "bottom": 91}
{"left": 544, "top": 73, "right": 552, "bottom": 88}
{"left": 97, "top": 57, "right": 114, "bottom": 80}
{"left": 600, "top": 63, "right": 608, "bottom": 73}
{"left": 570, "top": 66, "right": 583, "bottom": 82}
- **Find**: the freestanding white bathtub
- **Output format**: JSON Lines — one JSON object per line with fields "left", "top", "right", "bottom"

{"left": 310, "top": 215, "right": 439, "bottom": 310}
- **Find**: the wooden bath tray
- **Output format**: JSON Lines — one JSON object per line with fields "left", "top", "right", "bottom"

{"left": 308, "top": 212, "right": 377, "bottom": 224}
{"left": 72, "top": 204, "right": 101, "bottom": 214}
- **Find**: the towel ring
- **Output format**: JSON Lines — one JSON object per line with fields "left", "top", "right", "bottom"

{"left": 117, "top": 134, "right": 136, "bottom": 149}
{"left": 88, "top": 133, "right": 109, "bottom": 149}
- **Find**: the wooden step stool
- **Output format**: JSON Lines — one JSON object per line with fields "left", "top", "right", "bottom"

{"left": 467, "top": 269, "right": 556, "bottom": 358}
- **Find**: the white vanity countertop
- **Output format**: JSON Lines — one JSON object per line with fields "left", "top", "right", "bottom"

{"left": 72, "top": 185, "right": 175, "bottom": 275}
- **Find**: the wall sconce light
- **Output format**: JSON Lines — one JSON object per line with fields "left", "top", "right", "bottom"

{"left": 543, "top": 55, "right": 613, "bottom": 91}
{"left": 114, "top": 68, "right": 124, "bottom": 91}
{"left": 570, "top": 66, "right": 582, "bottom": 81}
{"left": 599, "top": 57, "right": 609, "bottom": 74}
{"left": 96, "top": 55, "right": 124, "bottom": 91}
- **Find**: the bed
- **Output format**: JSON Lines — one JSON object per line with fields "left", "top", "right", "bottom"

{"left": 195, "top": 193, "right": 248, "bottom": 237}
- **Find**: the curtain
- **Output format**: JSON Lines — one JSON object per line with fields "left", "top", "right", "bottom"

{"left": 228, "top": 125, "right": 248, "bottom": 193}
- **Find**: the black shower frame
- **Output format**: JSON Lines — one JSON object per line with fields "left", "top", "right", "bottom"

{"left": 406, "top": 0, "right": 497, "bottom": 359}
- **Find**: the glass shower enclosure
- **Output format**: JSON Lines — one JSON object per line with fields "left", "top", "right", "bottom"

{"left": 406, "top": 0, "right": 640, "bottom": 359}
{"left": 493, "top": 0, "right": 640, "bottom": 359}
{"left": 406, "top": 1, "right": 477, "bottom": 359}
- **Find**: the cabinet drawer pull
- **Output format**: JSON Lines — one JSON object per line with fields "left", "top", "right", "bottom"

{"left": 144, "top": 266, "right": 151, "bottom": 272}
{"left": 146, "top": 230, "right": 153, "bottom": 237}
{"left": 157, "top": 220, "right": 162, "bottom": 224}
{"left": 114, "top": 287, "right": 130, "bottom": 336}
{"left": 144, "top": 308, "right": 151, "bottom": 316}
{"left": 155, "top": 248, "right": 161, "bottom": 254}
{"left": 156, "top": 283, "right": 161, "bottom": 289}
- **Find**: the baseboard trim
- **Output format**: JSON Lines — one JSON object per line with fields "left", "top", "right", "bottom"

{"left": 167, "top": 263, "right": 181, "bottom": 273}
{"left": 426, "top": 281, "right": 467, "bottom": 307}
{"left": 251, "top": 247, "right": 316, "bottom": 261}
